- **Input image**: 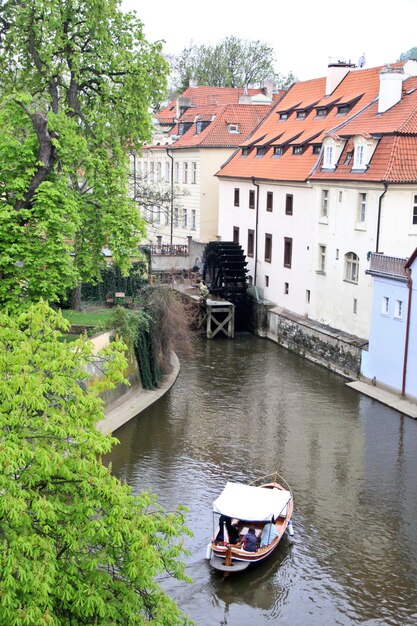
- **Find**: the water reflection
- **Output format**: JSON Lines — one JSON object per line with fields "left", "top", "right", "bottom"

{"left": 106, "top": 335, "right": 417, "bottom": 626}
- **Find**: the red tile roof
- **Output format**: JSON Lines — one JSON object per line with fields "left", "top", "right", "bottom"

{"left": 217, "top": 63, "right": 417, "bottom": 183}
{"left": 156, "top": 86, "right": 284, "bottom": 125}
{"left": 168, "top": 103, "right": 275, "bottom": 149}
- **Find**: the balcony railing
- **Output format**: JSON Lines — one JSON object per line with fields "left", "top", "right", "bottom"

{"left": 145, "top": 244, "right": 189, "bottom": 257}
{"left": 367, "top": 253, "right": 408, "bottom": 279}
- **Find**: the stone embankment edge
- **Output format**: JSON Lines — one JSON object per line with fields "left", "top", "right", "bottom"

{"left": 97, "top": 353, "right": 180, "bottom": 435}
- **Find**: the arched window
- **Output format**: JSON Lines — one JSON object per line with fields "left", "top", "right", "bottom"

{"left": 345, "top": 252, "right": 359, "bottom": 283}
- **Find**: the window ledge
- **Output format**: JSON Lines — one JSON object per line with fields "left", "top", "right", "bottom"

{"left": 354, "top": 223, "right": 366, "bottom": 231}
{"left": 343, "top": 279, "right": 358, "bottom": 285}
{"left": 319, "top": 216, "right": 328, "bottom": 225}
{"left": 316, "top": 270, "right": 326, "bottom": 275}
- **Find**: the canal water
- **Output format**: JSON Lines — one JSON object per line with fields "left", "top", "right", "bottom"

{"left": 107, "top": 335, "right": 417, "bottom": 626}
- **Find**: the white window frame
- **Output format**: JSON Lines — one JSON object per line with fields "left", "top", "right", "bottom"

{"left": 382, "top": 296, "right": 390, "bottom": 315}
{"left": 354, "top": 143, "right": 365, "bottom": 169}
{"left": 345, "top": 252, "right": 359, "bottom": 283}
{"left": 323, "top": 145, "right": 334, "bottom": 168}
{"left": 165, "top": 161, "right": 170, "bottom": 181}
{"left": 183, "top": 162, "right": 188, "bottom": 184}
{"left": 357, "top": 192, "right": 367, "bottom": 224}
{"left": 191, "top": 209, "right": 196, "bottom": 230}
{"left": 183, "top": 209, "right": 188, "bottom": 228}
{"left": 394, "top": 299, "right": 403, "bottom": 319}
{"left": 192, "top": 162, "right": 197, "bottom": 184}
{"left": 175, "top": 162, "right": 179, "bottom": 183}
{"left": 318, "top": 244, "right": 326, "bottom": 272}
{"left": 321, "top": 189, "right": 329, "bottom": 218}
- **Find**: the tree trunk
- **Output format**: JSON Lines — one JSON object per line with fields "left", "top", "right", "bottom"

{"left": 71, "top": 284, "right": 82, "bottom": 311}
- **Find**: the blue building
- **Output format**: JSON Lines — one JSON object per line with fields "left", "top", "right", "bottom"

{"left": 361, "top": 250, "right": 417, "bottom": 400}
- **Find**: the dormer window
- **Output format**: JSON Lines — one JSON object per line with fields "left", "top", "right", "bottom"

{"left": 228, "top": 123, "right": 239, "bottom": 134}
{"left": 323, "top": 145, "right": 334, "bottom": 168}
{"left": 344, "top": 151, "right": 353, "bottom": 165}
{"left": 337, "top": 104, "right": 350, "bottom": 115}
{"left": 279, "top": 112, "right": 288, "bottom": 121}
{"left": 353, "top": 144, "right": 365, "bottom": 169}
{"left": 242, "top": 147, "right": 251, "bottom": 156}
{"left": 256, "top": 147, "right": 266, "bottom": 156}
{"left": 293, "top": 146, "right": 303, "bottom": 155}
{"left": 312, "top": 145, "right": 321, "bottom": 155}
{"left": 296, "top": 110, "right": 306, "bottom": 119}
{"left": 178, "top": 122, "right": 192, "bottom": 135}
{"left": 316, "top": 108, "right": 327, "bottom": 117}
{"left": 274, "top": 146, "right": 284, "bottom": 156}
{"left": 196, "top": 120, "right": 210, "bottom": 134}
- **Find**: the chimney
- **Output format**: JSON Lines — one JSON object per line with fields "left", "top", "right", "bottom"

{"left": 260, "top": 79, "right": 275, "bottom": 101}
{"left": 325, "top": 59, "right": 355, "bottom": 96}
{"left": 238, "top": 85, "right": 252, "bottom": 104}
{"left": 189, "top": 73, "right": 198, "bottom": 88}
{"left": 378, "top": 65, "right": 404, "bottom": 113}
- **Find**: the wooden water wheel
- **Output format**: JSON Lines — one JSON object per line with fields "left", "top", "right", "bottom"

{"left": 202, "top": 241, "right": 248, "bottom": 303}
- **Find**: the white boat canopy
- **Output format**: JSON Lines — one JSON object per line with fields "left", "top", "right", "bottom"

{"left": 212, "top": 482, "right": 291, "bottom": 522}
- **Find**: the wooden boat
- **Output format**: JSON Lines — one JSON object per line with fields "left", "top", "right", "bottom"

{"left": 207, "top": 472, "right": 294, "bottom": 574}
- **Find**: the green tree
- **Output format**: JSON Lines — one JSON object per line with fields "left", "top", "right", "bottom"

{"left": 0, "top": 0, "right": 169, "bottom": 310}
{"left": 399, "top": 46, "right": 417, "bottom": 61}
{"left": 0, "top": 300, "right": 192, "bottom": 625}
{"left": 170, "top": 36, "right": 295, "bottom": 92}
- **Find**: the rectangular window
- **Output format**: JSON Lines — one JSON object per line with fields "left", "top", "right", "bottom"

{"left": 183, "top": 162, "right": 188, "bottom": 184}
{"left": 382, "top": 296, "right": 390, "bottom": 315}
{"left": 318, "top": 245, "right": 326, "bottom": 272}
{"left": 233, "top": 226, "right": 239, "bottom": 244}
{"left": 285, "top": 194, "right": 293, "bottom": 215}
{"left": 256, "top": 147, "right": 266, "bottom": 156}
{"left": 175, "top": 162, "right": 179, "bottom": 183}
{"left": 265, "top": 275, "right": 269, "bottom": 287}
{"left": 156, "top": 162, "right": 161, "bottom": 180}
{"left": 234, "top": 188, "right": 240, "bottom": 207}
{"left": 247, "top": 229, "right": 254, "bottom": 257}
{"left": 274, "top": 146, "right": 284, "bottom": 156}
{"left": 321, "top": 190, "right": 329, "bottom": 217}
{"left": 249, "top": 190, "right": 255, "bottom": 209}
{"left": 413, "top": 194, "right": 417, "bottom": 225}
{"left": 284, "top": 237, "right": 293, "bottom": 268}
{"left": 395, "top": 300, "right": 403, "bottom": 319}
{"left": 174, "top": 207, "right": 179, "bottom": 227}
{"left": 183, "top": 209, "right": 188, "bottom": 228}
{"left": 353, "top": 298, "right": 358, "bottom": 314}
{"left": 357, "top": 192, "right": 367, "bottom": 223}
{"left": 192, "top": 162, "right": 197, "bottom": 184}
{"left": 191, "top": 209, "right": 196, "bottom": 230}
{"left": 284, "top": 282, "right": 289, "bottom": 294}
{"left": 355, "top": 144, "right": 365, "bottom": 168}
{"left": 293, "top": 146, "right": 303, "bottom": 155}
{"left": 266, "top": 191, "right": 273, "bottom": 212}
{"left": 265, "top": 233, "right": 272, "bottom": 263}
{"left": 150, "top": 162, "right": 154, "bottom": 181}
{"left": 165, "top": 161, "right": 170, "bottom": 181}
{"left": 306, "top": 289, "right": 310, "bottom": 303}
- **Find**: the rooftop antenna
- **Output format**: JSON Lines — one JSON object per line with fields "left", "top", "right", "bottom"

{"left": 358, "top": 53, "right": 366, "bottom": 68}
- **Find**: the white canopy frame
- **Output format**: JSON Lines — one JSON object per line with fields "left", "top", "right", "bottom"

{"left": 212, "top": 482, "right": 291, "bottom": 522}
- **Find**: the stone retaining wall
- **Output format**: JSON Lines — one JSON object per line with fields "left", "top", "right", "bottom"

{"left": 253, "top": 304, "right": 368, "bottom": 380}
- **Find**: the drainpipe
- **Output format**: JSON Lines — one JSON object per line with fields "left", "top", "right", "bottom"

{"left": 166, "top": 148, "right": 174, "bottom": 245}
{"left": 402, "top": 267, "right": 413, "bottom": 395}
{"left": 376, "top": 182, "right": 388, "bottom": 253}
{"left": 252, "top": 177, "right": 260, "bottom": 286}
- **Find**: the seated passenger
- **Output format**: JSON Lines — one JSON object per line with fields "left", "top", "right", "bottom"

{"left": 216, "top": 516, "right": 240, "bottom": 544}
{"left": 260, "top": 522, "right": 279, "bottom": 547}
{"left": 242, "top": 527, "right": 258, "bottom": 552}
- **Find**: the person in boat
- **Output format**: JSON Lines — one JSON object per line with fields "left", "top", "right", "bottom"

{"left": 216, "top": 515, "right": 240, "bottom": 544}
{"left": 259, "top": 522, "right": 279, "bottom": 547}
{"left": 242, "top": 527, "right": 258, "bottom": 552}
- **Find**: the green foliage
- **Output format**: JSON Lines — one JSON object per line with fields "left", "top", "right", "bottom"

{"left": 0, "top": 300, "right": 192, "bottom": 625}
{"left": 0, "top": 0, "right": 168, "bottom": 310}
{"left": 399, "top": 47, "right": 417, "bottom": 61}
{"left": 170, "top": 36, "right": 295, "bottom": 91}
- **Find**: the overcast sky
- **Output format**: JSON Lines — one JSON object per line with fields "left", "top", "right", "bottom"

{"left": 121, "top": 0, "right": 417, "bottom": 81}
